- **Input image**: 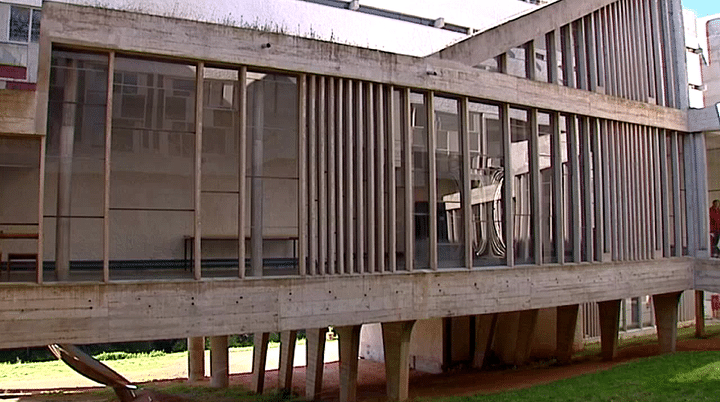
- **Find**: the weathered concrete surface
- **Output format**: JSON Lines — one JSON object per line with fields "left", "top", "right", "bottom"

{"left": 0, "top": 259, "right": 693, "bottom": 349}
{"left": 694, "top": 258, "right": 720, "bottom": 293}
{"left": 0, "top": 89, "right": 38, "bottom": 135}
{"left": 37, "top": 2, "right": 687, "bottom": 132}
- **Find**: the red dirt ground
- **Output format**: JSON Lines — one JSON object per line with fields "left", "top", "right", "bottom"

{"left": 11, "top": 335, "right": 720, "bottom": 402}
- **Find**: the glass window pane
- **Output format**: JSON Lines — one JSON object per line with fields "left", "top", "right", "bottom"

{"left": 539, "top": 112, "right": 556, "bottom": 263}
{"left": 434, "top": 96, "right": 464, "bottom": 268}
{"left": 246, "top": 72, "right": 299, "bottom": 276}
{"left": 110, "top": 57, "right": 196, "bottom": 279}
{"left": 393, "top": 89, "right": 407, "bottom": 270}
{"left": 511, "top": 108, "right": 533, "bottom": 264}
{"left": 9, "top": 6, "right": 30, "bottom": 42}
{"left": 469, "top": 101, "right": 505, "bottom": 266}
{"left": 411, "top": 92, "right": 430, "bottom": 269}
{"left": 45, "top": 50, "right": 108, "bottom": 282}
{"left": 201, "top": 67, "right": 240, "bottom": 277}
{"left": 31, "top": 10, "right": 41, "bottom": 42}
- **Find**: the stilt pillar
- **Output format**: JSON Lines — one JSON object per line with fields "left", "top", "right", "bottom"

{"left": 653, "top": 291, "right": 682, "bottom": 354}
{"left": 381, "top": 320, "right": 415, "bottom": 401}
{"left": 513, "top": 309, "right": 539, "bottom": 366}
{"left": 187, "top": 337, "right": 205, "bottom": 382}
{"left": 251, "top": 332, "right": 270, "bottom": 393}
{"left": 209, "top": 335, "right": 229, "bottom": 388}
{"left": 695, "top": 290, "right": 705, "bottom": 338}
{"left": 335, "top": 325, "right": 362, "bottom": 402}
{"left": 598, "top": 299, "right": 621, "bottom": 361}
{"left": 555, "top": 304, "right": 579, "bottom": 365}
{"left": 305, "top": 327, "right": 328, "bottom": 400}
{"left": 472, "top": 314, "right": 497, "bottom": 369}
{"left": 278, "top": 330, "right": 297, "bottom": 392}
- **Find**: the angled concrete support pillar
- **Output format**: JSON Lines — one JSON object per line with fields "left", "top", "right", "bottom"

{"left": 556, "top": 304, "right": 579, "bottom": 365}
{"left": 278, "top": 330, "right": 297, "bottom": 391}
{"left": 187, "top": 337, "right": 205, "bottom": 382}
{"left": 653, "top": 291, "right": 682, "bottom": 354}
{"left": 472, "top": 314, "right": 497, "bottom": 369}
{"left": 695, "top": 290, "right": 705, "bottom": 338}
{"left": 598, "top": 299, "right": 621, "bottom": 361}
{"left": 336, "top": 325, "right": 362, "bottom": 402}
{"left": 251, "top": 332, "right": 270, "bottom": 393}
{"left": 209, "top": 335, "right": 229, "bottom": 388}
{"left": 381, "top": 320, "right": 416, "bottom": 401}
{"left": 305, "top": 327, "right": 328, "bottom": 400}
{"left": 514, "top": 309, "right": 539, "bottom": 366}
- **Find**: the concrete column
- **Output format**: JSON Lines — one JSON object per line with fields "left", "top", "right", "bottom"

{"left": 381, "top": 320, "right": 415, "bottom": 402}
{"left": 278, "top": 330, "right": 297, "bottom": 392}
{"left": 653, "top": 291, "right": 682, "bottom": 354}
{"left": 513, "top": 309, "right": 539, "bottom": 366}
{"left": 251, "top": 332, "right": 269, "bottom": 393}
{"left": 555, "top": 305, "right": 579, "bottom": 365}
{"left": 695, "top": 290, "right": 705, "bottom": 338}
{"left": 471, "top": 314, "right": 497, "bottom": 369}
{"left": 336, "top": 325, "right": 362, "bottom": 402}
{"left": 598, "top": 299, "right": 621, "bottom": 361}
{"left": 55, "top": 59, "right": 78, "bottom": 282}
{"left": 209, "top": 335, "right": 229, "bottom": 388}
{"left": 187, "top": 337, "right": 205, "bottom": 382}
{"left": 305, "top": 327, "right": 328, "bottom": 400}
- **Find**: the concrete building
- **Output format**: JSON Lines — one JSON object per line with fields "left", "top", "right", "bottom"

{"left": 1, "top": 0, "right": 720, "bottom": 401}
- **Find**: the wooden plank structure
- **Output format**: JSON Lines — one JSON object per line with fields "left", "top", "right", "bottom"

{"left": 0, "top": 0, "right": 719, "bottom": 401}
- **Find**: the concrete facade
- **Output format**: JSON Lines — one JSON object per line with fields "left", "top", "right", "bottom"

{"left": 0, "top": 0, "right": 718, "bottom": 401}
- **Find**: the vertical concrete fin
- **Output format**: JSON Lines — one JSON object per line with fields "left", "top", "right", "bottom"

{"left": 556, "top": 304, "right": 580, "bottom": 364}
{"left": 381, "top": 320, "right": 416, "bottom": 401}
{"left": 209, "top": 335, "right": 229, "bottom": 388}
{"left": 336, "top": 325, "right": 362, "bottom": 402}
{"left": 472, "top": 314, "right": 497, "bottom": 369}
{"left": 187, "top": 337, "right": 205, "bottom": 383}
{"left": 251, "top": 332, "right": 270, "bottom": 393}
{"left": 598, "top": 299, "right": 621, "bottom": 361}
{"left": 653, "top": 291, "right": 682, "bottom": 354}
{"left": 278, "top": 330, "right": 298, "bottom": 391}
{"left": 306, "top": 327, "right": 328, "bottom": 400}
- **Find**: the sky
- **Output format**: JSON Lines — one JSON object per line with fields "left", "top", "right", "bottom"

{"left": 682, "top": 0, "right": 719, "bottom": 18}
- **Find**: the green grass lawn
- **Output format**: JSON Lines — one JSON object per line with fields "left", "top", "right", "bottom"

{"left": 430, "top": 351, "right": 720, "bottom": 402}
{"left": 0, "top": 339, "right": 338, "bottom": 391}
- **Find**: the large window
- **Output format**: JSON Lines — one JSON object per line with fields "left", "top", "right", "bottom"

{"left": 46, "top": 50, "right": 108, "bottom": 281}
{"left": 469, "top": 101, "right": 505, "bottom": 266}
{"left": 9, "top": 5, "right": 41, "bottom": 43}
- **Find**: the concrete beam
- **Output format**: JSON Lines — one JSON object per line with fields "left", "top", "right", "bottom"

{"left": 278, "top": 330, "right": 297, "bottom": 391}
{"left": 40, "top": 2, "right": 688, "bottom": 133}
{"left": 251, "top": 332, "right": 270, "bottom": 394}
{"left": 382, "top": 321, "right": 416, "bottom": 402}
{"left": 336, "top": 325, "right": 362, "bottom": 402}
{"left": 555, "top": 304, "right": 579, "bottom": 364}
{"left": 688, "top": 106, "right": 720, "bottom": 132}
{"left": 306, "top": 327, "right": 327, "bottom": 400}
{"left": 432, "top": 0, "right": 617, "bottom": 66}
{"left": 209, "top": 335, "right": 229, "bottom": 388}
{"left": 653, "top": 291, "right": 682, "bottom": 354}
{"left": 598, "top": 299, "right": 621, "bottom": 361}
{"left": 187, "top": 336, "right": 205, "bottom": 383}
{"left": 0, "top": 259, "right": 694, "bottom": 349}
